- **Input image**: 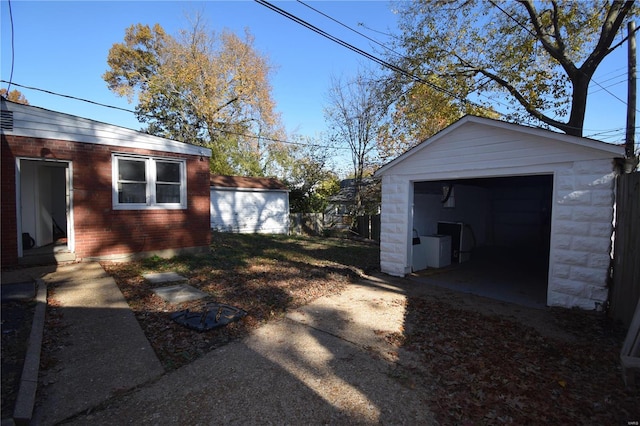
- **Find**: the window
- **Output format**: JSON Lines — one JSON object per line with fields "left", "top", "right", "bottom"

{"left": 113, "top": 155, "right": 186, "bottom": 209}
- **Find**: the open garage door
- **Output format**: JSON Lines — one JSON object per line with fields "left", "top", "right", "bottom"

{"left": 411, "top": 175, "right": 553, "bottom": 308}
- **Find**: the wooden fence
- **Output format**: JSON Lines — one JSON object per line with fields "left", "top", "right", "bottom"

{"left": 289, "top": 213, "right": 380, "bottom": 242}
{"left": 354, "top": 215, "right": 381, "bottom": 241}
{"left": 610, "top": 172, "right": 640, "bottom": 328}
{"left": 289, "top": 213, "right": 324, "bottom": 236}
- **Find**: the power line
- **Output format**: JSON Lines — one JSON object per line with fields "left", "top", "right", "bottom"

{"left": 255, "top": 0, "right": 490, "bottom": 114}
{"left": 5, "top": 0, "right": 15, "bottom": 94}
{"left": 487, "top": 0, "right": 631, "bottom": 110}
{"left": 296, "top": 0, "right": 403, "bottom": 60}
{"left": 296, "top": 0, "right": 520, "bottom": 117}
{"left": 259, "top": 0, "right": 628, "bottom": 135}
{"left": 2, "top": 80, "right": 138, "bottom": 113}
{"left": 0, "top": 80, "right": 351, "bottom": 150}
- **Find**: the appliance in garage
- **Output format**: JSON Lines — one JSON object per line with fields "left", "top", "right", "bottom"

{"left": 421, "top": 234, "right": 452, "bottom": 268}
{"left": 437, "top": 221, "right": 474, "bottom": 263}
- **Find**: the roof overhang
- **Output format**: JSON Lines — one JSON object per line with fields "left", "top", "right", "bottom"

{"left": 1, "top": 99, "right": 211, "bottom": 158}
{"left": 375, "top": 115, "right": 624, "bottom": 177}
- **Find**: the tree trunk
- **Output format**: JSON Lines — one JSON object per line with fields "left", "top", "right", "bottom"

{"left": 565, "top": 74, "right": 590, "bottom": 137}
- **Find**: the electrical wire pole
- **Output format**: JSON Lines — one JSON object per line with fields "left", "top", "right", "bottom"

{"left": 626, "top": 21, "right": 637, "bottom": 166}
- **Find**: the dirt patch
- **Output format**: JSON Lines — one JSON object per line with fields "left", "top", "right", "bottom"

{"left": 387, "top": 280, "right": 640, "bottom": 425}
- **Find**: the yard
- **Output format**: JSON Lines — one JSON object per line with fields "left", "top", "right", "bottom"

{"left": 94, "top": 233, "right": 637, "bottom": 423}
{"left": 101, "top": 233, "right": 380, "bottom": 370}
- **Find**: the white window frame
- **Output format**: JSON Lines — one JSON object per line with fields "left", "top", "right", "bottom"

{"left": 112, "top": 154, "right": 187, "bottom": 210}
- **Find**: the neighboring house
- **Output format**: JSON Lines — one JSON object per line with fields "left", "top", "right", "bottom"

{"left": 324, "top": 177, "right": 381, "bottom": 238}
{"left": 325, "top": 177, "right": 381, "bottom": 216}
{"left": 375, "top": 115, "right": 625, "bottom": 310}
{"left": 1, "top": 99, "right": 212, "bottom": 266}
{"left": 210, "top": 175, "right": 289, "bottom": 234}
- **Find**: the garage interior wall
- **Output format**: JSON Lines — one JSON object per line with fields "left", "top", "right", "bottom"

{"left": 413, "top": 176, "right": 552, "bottom": 254}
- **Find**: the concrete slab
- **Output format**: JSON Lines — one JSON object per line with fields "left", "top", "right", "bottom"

{"left": 142, "top": 272, "right": 187, "bottom": 284}
{"left": 151, "top": 284, "right": 208, "bottom": 304}
{"left": 1, "top": 265, "right": 57, "bottom": 285}
{"left": 63, "top": 312, "right": 435, "bottom": 425}
{"left": 39, "top": 262, "right": 109, "bottom": 284}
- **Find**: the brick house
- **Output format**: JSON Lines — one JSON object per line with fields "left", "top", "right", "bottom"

{"left": 374, "top": 115, "right": 625, "bottom": 309}
{"left": 1, "top": 99, "right": 211, "bottom": 266}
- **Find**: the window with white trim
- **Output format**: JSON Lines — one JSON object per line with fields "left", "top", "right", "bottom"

{"left": 113, "top": 154, "right": 187, "bottom": 209}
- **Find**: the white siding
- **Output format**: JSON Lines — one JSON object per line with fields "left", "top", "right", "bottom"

{"left": 210, "top": 188, "right": 289, "bottom": 234}
{"left": 376, "top": 116, "right": 624, "bottom": 309}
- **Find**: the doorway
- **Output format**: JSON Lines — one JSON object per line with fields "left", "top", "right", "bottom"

{"left": 411, "top": 175, "right": 553, "bottom": 308}
{"left": 17, "top": 159, "right": 74, "bottom": 263}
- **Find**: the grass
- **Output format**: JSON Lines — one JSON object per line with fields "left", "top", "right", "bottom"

{"left": 102, "top": 232, "right": 379, "bottom": 370}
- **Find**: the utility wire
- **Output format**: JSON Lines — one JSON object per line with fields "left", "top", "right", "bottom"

{"left": 259, "top": 0, "right": 625, "bottom": 135}
{"left": 255, "top": 0, "right": 489, "bottom": 114}
{"left": 1, "top": 80, "right": 350, "bottom": 150}
{"left": 487, "top": 0, "right": 631, "bottom": 110}
{"left": 296, "top": 0, "right": 403, "bottom": 59}
{"left": 5, "top": 0, "right": 15, "bottom": 94}
{"left": 297, "top": 0, "right": 519, "bottom": 116}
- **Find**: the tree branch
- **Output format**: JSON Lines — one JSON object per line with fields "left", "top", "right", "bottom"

{"left": 476, "top": 67, "right": 569, "bottom": 131}
{"left": 581, "top": 0, "right": 635, "bottom": 75}
{"left": 518, "top": 0, "right": 577, "bottom": 76}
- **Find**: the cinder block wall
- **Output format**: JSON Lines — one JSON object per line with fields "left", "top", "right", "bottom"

{"left": 1, "top": 135, "right": 211, "bottom": 265}
{"left": 379, "top": 174, "right": 411, "bottom": 277}
{"left": 547, "top": 158, "right": 616, "bottom": 309}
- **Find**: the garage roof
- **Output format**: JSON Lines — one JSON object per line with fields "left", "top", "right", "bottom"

{"left": 375, "top": 115, "right": 624, "bottom": 177}
{"left": 210, "top": 175, "right": 288, "bottom": 191}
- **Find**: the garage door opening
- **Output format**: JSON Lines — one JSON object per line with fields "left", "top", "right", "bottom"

{"left": 410, "top": 175, "right": 553, "bottom": 308}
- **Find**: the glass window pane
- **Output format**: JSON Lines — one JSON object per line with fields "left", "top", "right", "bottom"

{"left": 119, "top": 159, "right": 146, "bottom": 181}
{"left": 118, "top": 183, "right": 146, "bottom": 203}
{"left": 156, "top": 183, "right": 181, "bottom": 203}
{"left": 156, "top": 161, "right": 180, "bottom": 183}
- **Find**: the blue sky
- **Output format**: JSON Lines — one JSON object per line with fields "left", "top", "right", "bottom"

{"left": 0, "top": 0, "right": 636, "bottom": 154}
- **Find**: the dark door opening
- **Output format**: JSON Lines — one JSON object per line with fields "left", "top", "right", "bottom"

{"left": 19, "top": 159, "right": 73, "bottom": 264}
{"left": 411, "top": 175, "right": 553, "bottom": 308}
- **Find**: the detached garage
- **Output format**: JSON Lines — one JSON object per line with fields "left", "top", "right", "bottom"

{"left": 375, "top": 115, "right": 625, "bottom": 309}
{"left": 210, "top": 175, "right": 289, "bottom": 234}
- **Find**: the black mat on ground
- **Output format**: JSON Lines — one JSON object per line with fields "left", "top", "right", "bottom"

{"left": 170, "top": 303, "right": 247, "bottom": 332}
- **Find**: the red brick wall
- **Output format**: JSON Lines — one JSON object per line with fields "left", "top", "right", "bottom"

{"left": 1, "top": 135, "right": 19, "bottom": 266}
{"left": 1, "top": 134, "right": 210, "bottom": 266}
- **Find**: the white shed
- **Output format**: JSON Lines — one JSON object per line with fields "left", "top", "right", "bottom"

{"left": 374, "top": 115, "right": 625, "bottom": 309}
{"left": 210, "top": 175, "right": 289, "bottom": 234}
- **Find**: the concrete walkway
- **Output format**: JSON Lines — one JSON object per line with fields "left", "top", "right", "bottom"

{"left": 30, "top": 263, "right": 164, "bottom": 425}
{"left": 7, "top": 262, "right": 435, "bottom": 424}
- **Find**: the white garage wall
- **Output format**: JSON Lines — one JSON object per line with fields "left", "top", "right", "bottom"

{"left": 210, "top": 188, "right": 289, "bottom": 234}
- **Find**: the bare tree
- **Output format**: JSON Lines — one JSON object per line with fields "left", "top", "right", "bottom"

{"left": 325, "top": 72, "right": 381, "bottom": 216}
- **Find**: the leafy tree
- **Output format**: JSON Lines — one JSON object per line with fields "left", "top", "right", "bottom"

{"left": 390, "top": 0, "right": 636, "bottom": 137}
{"left": 103, "top": 17, "right": 286, "bottom": 175}
{"left": 376, "top": 75, "right": 478, "bottom": 162}
{"left": 282, "top": 135, "right": 340, "bottom": 213}
{"left": 325, "top": 72, "right": 382, "bottom": 216}
{"left": 0, "top": 88, "right": 29, "bottom": 104}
